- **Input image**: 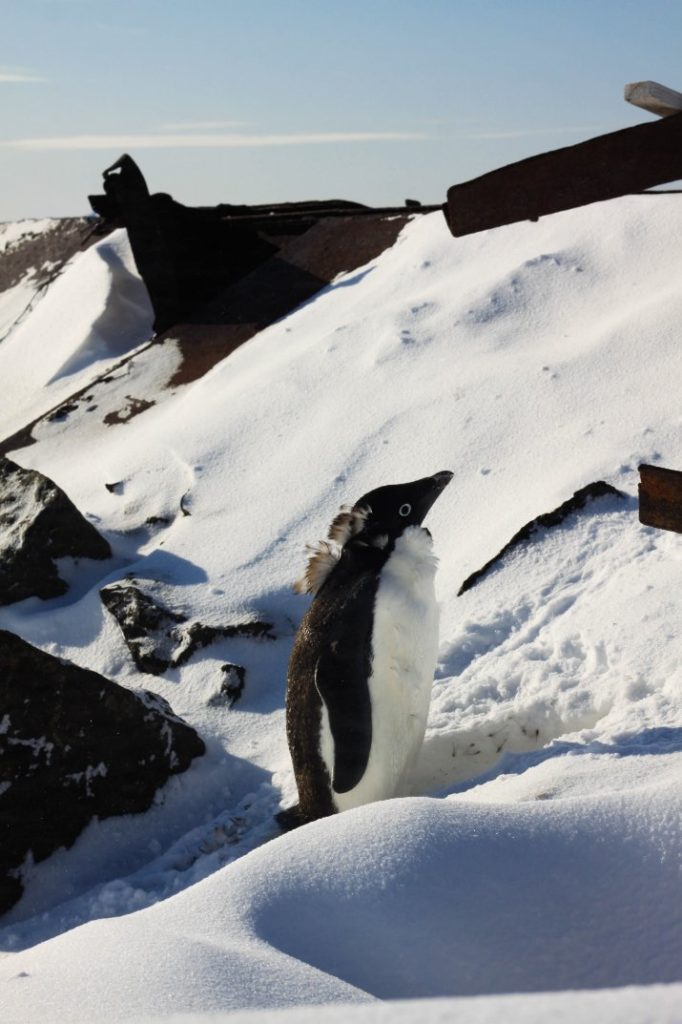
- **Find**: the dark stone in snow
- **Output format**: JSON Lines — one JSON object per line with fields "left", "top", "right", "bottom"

{"left": 0, "top": 629, "right": 205, "bottom": 916}
{"left": 458, "top": 481, "right": 625, "bottom": 595}
{"left": 208, "top": 664, "right": 246, "bottom": 707}
{"left": 0, "top": 457, "right": 111, "bottom": 606}
{"left": 100, "top": 582, "right": 185, "bottom": 675}
{"left": 100, "top": 580, "right": 274, "bottom": 675}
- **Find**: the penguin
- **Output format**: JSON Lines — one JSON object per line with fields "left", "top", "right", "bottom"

{"left": 278, "top": 471, "right": 452, "bottom": 830}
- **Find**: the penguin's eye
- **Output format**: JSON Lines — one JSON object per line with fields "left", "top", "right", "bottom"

{"left": 398, "top": 503, "right": 412, "bottom": 517}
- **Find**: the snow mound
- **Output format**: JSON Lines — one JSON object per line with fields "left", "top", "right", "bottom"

{"left": 0, "top": 227, "right": 153, "bottom": 440}
{"left": 2, "top": 766, "right": 680, "bottom": 1021}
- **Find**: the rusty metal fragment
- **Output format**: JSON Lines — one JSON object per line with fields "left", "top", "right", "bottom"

{"left": 0, "top": 158, "right": 439, "bottom": 455}
{"left": 90, "top": 154, "right": 442, "bottom": 336}
{"left": 444, "top": 112, "right": 682, "bottom": 237}
{"left": 638, "top": 464, "right": 682, "bottom": 533}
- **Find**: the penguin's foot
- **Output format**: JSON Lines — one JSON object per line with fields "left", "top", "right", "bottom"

{"left": 275, "top": 804, "right": 305, "bottom": 832}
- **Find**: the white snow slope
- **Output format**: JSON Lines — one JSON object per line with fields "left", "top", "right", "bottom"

{"left": 1, "top": 197, "right": 681, "bottom": 1023}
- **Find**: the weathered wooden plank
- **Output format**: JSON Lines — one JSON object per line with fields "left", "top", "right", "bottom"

{"left": 444, "top": 112, "right": 682, "bottom": 237}
{"left": 639, "top": 464, "right": 682, "bottom": 533}
{"left": 625, "top": 80, "right": 682, "bottom": 118}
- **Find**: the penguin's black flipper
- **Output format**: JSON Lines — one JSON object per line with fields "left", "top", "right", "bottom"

{"left": 315, "top": 643, "right": 372, "bottom": 794}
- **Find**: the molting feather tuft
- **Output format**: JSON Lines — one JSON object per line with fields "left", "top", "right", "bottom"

{"left": 294, "top": 504, "right": 368, "bottom": 594}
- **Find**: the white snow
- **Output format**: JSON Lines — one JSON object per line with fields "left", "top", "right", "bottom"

{"left": 119, "top": 986, "right": 682, "bottom": 1024}
{"left": 1, "top": 196, "right": 681, "bottom": 1021}
{"left": 0, "top": 220, "right": 64, "bottom": 347}
{"left": 0, "top": 277, "right": 42, "bottom": 342}
{"left": 0, "top": 227, "right": 155, "bottom": 440}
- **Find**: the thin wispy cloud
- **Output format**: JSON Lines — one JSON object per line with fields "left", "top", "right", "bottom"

{"left": 158, "top": 120, "right": 250, "bottom": 131}
{"left": 0, "top": 68, "right": 46, "bottom": 84}
{"left": 0, "top": 131, "right": 427, "bottom": 151}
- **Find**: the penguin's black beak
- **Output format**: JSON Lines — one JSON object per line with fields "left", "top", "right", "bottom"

{"left": 432, "top": 470, "right": 454, "bottom": 492}
{"left": 411, "top": 470, "right": 453, "bottom": 525}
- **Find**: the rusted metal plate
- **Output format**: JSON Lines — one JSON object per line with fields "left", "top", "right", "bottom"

{"left": 167, "top": 213, "right": 410, "bottom": 386}
{"left": 89, "top": 154, "right": 441, "bottom": 336}
{"left": 89, "top": 155, "right": 279, "bottom": 334}
{"left": 639, "top": 464, "right": 682, "bottom": 533}
{"left": 1, "top": 154, "right": 430, "bottom": 454}
{"left": 444, "top": 112, "right": 682, "bottom": 237}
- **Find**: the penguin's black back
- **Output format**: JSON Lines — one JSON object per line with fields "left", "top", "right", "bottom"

{"left": 284, "top": 542, "right": 388, "bottom": 825}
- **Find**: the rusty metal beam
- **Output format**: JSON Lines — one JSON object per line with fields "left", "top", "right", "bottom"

{"left": 444, "top": 112, "right": 682, "bottom": 237}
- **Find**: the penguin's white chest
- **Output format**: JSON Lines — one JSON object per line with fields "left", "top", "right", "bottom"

{"left": 322, "top": 526, "right": 440, "bottom": 811}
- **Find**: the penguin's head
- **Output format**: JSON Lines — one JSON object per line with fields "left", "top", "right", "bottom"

{"left": 295, "top": 471, "right": 452, "bottom": 594}
{"left": 352, "top": 470, "right": 453, "bottom": 545}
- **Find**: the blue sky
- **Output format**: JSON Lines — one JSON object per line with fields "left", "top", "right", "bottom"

{"left": 2, "top": 0, "right": 682, "bottom": 219}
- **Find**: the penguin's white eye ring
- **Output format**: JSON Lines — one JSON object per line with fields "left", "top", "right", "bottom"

{"left": 398, "top": 503, "right": 412, "bottom": 517}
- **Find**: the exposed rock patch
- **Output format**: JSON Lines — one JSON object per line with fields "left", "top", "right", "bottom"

{"left": 458, "top": 481, "right": 625, "bottom": 595}
{"left": 100, "top": 580, "right": 274, "bottom": 674}
{"left": 0, "top": 457, "right": 111, "bottom": 606}
{"left": 0, "top": 217, "right": 99, "bottom": 295}
{"left": 208, "top": 664, "right": 246, "bottom": 707}
{"left": 103, "top": 396, "right": 156, "bottom": 425}
{"left": 0, "top": 629, "right": 205, "bottom": 916}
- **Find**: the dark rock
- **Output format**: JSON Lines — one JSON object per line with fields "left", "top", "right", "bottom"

{"left": 46, "top": 403, "right": 79, "bottom": 423}
{"left": 171, "top": 620, "right": 273, "bottom": 669}
{"left": 208, "top": 664, "right": 246, "bottom": 707}
{"left": 0, "top": 457, "right": 111, "bottom": 606}
{"left": 0, "top": 629, "right": 205, "bottom": 916}
{"left": 103, "top": 396, "right": 155, "bottom": 425}
{"left": 100, "top": 582, "right": 184, "bottom": 674}
{"left": 100, "top": 580, "right": 274, "bottom": 674}
{"left": 458, "top": 481, "right": 625, "bottom": 595}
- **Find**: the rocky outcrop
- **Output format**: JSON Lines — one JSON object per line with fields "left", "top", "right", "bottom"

{"left": 458, "top": 481, "right": 625, "bottom": 595}
{"left": 100, "top": 582, "right": 185, "bottom": 674}
{"left": 0, "top": 630, "right": 205, "bottom": 916}
{"left": 0, "top": 457, "right": 111, "bottom": 605}
{"left": 100, "top": 579, "right": 273, "bottom": 674}
{"left": 0, "top": 217, "right": 99, "bottom": 295}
